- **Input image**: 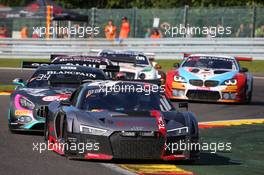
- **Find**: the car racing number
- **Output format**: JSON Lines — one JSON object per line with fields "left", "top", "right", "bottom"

{"left": 36, "top": 74, "right": 51, "bottom": 81}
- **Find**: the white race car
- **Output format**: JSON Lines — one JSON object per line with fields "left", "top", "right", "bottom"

{"left": 98, "top": 50, "right": 161, "bottom": 80}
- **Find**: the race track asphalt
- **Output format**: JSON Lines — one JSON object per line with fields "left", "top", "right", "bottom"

{"left": 0, "top": 102, "right": 123, "bottom": 175}
{"left": 0, "top": 68, "right": 264, "bottom": 175}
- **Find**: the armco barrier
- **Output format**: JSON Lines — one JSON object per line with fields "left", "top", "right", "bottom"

{"left": 0, "top": 38, "right": 264, "bottom": 60}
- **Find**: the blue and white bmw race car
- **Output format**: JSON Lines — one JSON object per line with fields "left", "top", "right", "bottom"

{"left": 165, "top": 54, "right": 253, "bottom": 103}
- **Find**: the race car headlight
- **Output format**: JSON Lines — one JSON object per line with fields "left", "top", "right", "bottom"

{"left": 139, "top": 73, "right": 146, "bottom": 80}
{"left": 174, "top": 76, "right": 186, "bottom": 83}
{"left": 19, "top": 96, "right": 35, "bottom": 110}
{"left": 18, "top": 116, "right": 32, "bottom": 123}
{"left": 224, "top": 79, "right": 237, "bottom": 86}
{"left": 167, "top": 126, "right": 189, "bottom": 135}
{"left": 80, "top": 125, "right": 107, "bottom": 135}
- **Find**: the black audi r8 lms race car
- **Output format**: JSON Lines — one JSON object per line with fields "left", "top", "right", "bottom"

{"left": 44, "top": 80, "right": 199, "bottom": 161}
{"left": 8, "top": 63, "right": 108, "bottom": 132}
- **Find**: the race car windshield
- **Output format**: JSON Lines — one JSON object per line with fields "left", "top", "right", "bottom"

{"left": 26, "top": 69, "right": 106, "bottom": 88}
{"left": 182, "top": 56, "right": 237, "bottom": 70}
{"left": 82, "top": 91, "right": 173, "bottom": 112}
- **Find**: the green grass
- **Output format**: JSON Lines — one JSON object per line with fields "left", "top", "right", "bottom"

{"left": 157, "top": 60, "right": 264, "bottom": 73}
{"left": 180, "top": 124, "right": 264, "bottom": 175}
{"left": 0, "top": 85, "right": 15, "bottom": 92}
{"left": 0, "top": 59, "right": 263, "bottom": 73}
{"left": 0, "top": 59, "right": 49, "bottom": 68}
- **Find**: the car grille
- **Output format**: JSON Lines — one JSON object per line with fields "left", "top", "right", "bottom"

{"left": 36, "top": 106, "right": 49, "bottom": 118}
{"left": 189, "top": 79, "right": 219, "bottom": 87}
{"left": 110, "top": 132, "right": 165, "bottom": 159}
{"left": 189, "top": 79, "right": 203, "bottom": 86}
{"left": 186, "top": 90, "right": 220, "bottom": 101}
{"left": 204, "top": 80, "right": 219, "bottom": 87}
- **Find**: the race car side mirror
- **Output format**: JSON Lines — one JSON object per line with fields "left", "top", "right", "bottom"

{"left": 60, "top": 100, "right": 71, "bottom": 106}
{"left": 12, "top": 78, "right": 25, "bottom": 87}
{"left": 173, "top": 63, "right": 180, "bottom": 68}
{"left": 179, "top": 102, "right": 188, "bottom": 110}
{"left": 240, "top": 67, "right": 248, "bottom": 73}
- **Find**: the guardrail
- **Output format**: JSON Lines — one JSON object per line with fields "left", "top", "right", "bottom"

{"left": 0, "top": 38, "right": 264, "bottom": 60}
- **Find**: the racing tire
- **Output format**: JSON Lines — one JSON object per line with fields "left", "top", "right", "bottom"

{"left": 8, "top": 110, "right": 16, "bottom": 134}
{"left": 188, "top": 136, "right": 200, "bottom": 163}
{"left": 44, "top": 118, "right": 49, "bottom": 141}
{"left": 245, "top": 80, "right": 253, "bottom": 104}
{"left": 62, "top": 117, "right": 68, "bottom": 157}
{"left": 187, "top": 121, "right": 200, "bottom": 163}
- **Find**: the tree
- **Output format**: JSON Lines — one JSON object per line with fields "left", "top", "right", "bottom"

{"left": 0, "top": 0, "right": 263, "bottom": 8}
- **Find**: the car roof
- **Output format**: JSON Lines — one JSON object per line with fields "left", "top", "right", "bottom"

{"left": 101, "top": 50, "right": 145, "bottom": 56}
{"left": 188, "top": 54, "right": 236, "bottom": 60}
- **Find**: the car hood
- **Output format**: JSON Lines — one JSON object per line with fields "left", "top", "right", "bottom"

{"left": 179, "top": 67, "right": 238, "bottom": 83}
{"left": 77, "top": 110, "right": 186, "bottom": 132}
{"left": 13, "top": 87, "right": 75, "bottom": 105}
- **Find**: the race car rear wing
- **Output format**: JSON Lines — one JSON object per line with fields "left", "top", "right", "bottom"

{"left": 104, "top": 55, "right": 136, "bottom": 64}
{"left": 50, "top": 54, "right": 67, "bottom": 62}
{"left": 22, "top": 61, "right": 120, "bottom": 72}
{"left": 50, "top": 55, "right": 120, "bottom": 72}
{"left": 22, "top": 61, "right": 50, "bottom": 68}
{"left": 235, "top": 57, "right": 253, "bottom": 62}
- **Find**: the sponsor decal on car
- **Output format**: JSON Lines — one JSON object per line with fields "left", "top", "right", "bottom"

{"left": 15, "top": 110, "right": 31, "bottom": 116}
{"left": 42, "top": 94, "right": 70, "bottom": 102}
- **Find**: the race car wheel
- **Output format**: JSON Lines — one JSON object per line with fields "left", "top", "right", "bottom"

{"left": 62, "top": 118, "right": 68, "bottom": 156}
{"left": 189, "top": 136, "right": 200, "bottom": 163}
{"left": 8, "top": 110, "right": 16, "bottom": 134}
{"left": 188, "top": 121, "right": 200, "bottom": 162}
{"left": 44, "top": 119, "right": 49, "bottom": 141}
{"left": 62, "top": 119, "right": 68, "bottom": 141}
{"left": 246, "top": 80, "right": 253, "bottom": 104}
